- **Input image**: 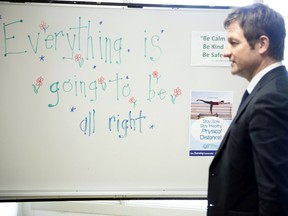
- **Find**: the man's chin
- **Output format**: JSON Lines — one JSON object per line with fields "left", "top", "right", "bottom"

{"left": 230, "top": 69, "right": 239, "bottom": 76}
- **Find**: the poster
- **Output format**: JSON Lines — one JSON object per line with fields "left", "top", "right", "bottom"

{"left": 189, "top": 90, "right": 233, "bottom": 156}
{"left": 191, "top": 31, "right": 230, "bottom": 66}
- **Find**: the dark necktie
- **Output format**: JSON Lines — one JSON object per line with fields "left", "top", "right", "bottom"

{"left": 239, "top": 90, "right": 249, "bottom": 108}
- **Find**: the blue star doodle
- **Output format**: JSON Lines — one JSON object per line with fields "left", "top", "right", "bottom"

{"left": 39, "top": 55, "right": 45, "bottom": 61}
{"left": 70, "top": 107, "right": 76, "bottom": 112}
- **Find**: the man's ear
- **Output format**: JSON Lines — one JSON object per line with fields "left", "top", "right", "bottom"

{"left": 258, "top": 35, "right": 270, "bottom": 54}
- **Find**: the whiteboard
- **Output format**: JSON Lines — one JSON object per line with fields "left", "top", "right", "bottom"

{"left": 0, "top": 2, "right": 247, "bottom": 200}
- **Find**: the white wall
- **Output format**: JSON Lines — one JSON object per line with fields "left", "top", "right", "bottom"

{"left": 17, "top": 201, "right": 207, "bottom": 216}
{"left": 0, "top": 203, "right": 18, "bottom": 216}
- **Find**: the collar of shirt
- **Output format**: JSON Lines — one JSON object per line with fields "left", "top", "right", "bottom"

{"left": 246, "top": 62, "right": 283, "bottom": 94}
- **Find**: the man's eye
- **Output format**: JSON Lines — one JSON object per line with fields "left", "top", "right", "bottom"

{"left": 229, "top": 41, "right": 238, "bottom": 46}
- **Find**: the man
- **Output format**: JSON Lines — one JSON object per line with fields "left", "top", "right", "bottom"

{"left": 207, "top": 3, "right": 288, "bottom": 216}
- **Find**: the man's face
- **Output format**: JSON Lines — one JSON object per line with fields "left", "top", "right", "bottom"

{"left": 224, "top": 21, "right": 261, "bottom": 81}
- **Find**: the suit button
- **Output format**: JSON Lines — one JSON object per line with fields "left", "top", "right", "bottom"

{"left": 211, "top": 173, "right": 215, "bottom": 176}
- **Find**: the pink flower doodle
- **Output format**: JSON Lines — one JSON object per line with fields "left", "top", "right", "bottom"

{"left": 129, "top": 97, "right": 137, "bottom": 108}
{"left": 36, "top": 76, "right": 44, "bottom": 87}
{"left": 98, "top": 76, "right": 105, "bottom": 85}
{"left": 152, "top": 70, "right": 159, "bottom": 78}
{"left": 98, "top": 76, "right": 107, "bottom": 90}
{"left": 32, "top": 76, "right": 44, "bottom": 94}
{"left": 39, "top": 21, "right": 49, "bottom": 32}
{"left": 74, "top": 54, "right": 82, "bottom": 62}
{"left": 74, "top": 54, "right": 84, "bottom": 67}
{"left": 152, "top": 70, "right": 161, "bottom": 83}
{"left": 173, "top": 87, "right": 182, "bottom": 97}
{"left": 170, "top": 87, "right": 182, "bottom": 104}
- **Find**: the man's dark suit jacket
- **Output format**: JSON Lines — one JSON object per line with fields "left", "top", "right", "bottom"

{"left": 207, "top": 66, "right": 288, "bottom": 216}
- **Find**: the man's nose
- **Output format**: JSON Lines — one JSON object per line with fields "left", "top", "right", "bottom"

{"left": 223, "top": 46, "right": 231, "bottom": 58}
